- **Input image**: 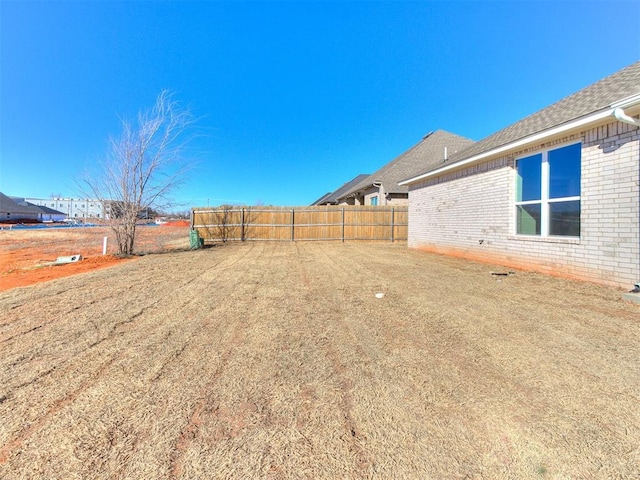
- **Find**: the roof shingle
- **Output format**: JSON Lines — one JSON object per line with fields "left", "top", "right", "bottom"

{"left": 311, "top": 174, "right": 371, "bottom": 205}
{"left": 339, "top": 130, "right": 475, "bottom": 198}
{"left": 406, "top": 61, "right": 640, "bottom": 181}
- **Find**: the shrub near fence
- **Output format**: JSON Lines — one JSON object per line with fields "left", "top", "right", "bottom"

{"left": 191, "top": 206, "right": 408, "bottom": 243}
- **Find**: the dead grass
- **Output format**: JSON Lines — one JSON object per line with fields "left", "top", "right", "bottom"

{"left": 0, "top": 242, "right": 638, "bottom": 478}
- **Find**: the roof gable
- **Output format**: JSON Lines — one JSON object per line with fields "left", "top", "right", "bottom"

{"left": 0, "top": 192, "right": 40, "bottom": 215}
{"left": 339, "top": 130, "right": 475, "bottom": 199}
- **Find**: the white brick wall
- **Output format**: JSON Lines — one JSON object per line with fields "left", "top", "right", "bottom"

{"left": 408, "top": 120, "right": 640, "bottom": 289}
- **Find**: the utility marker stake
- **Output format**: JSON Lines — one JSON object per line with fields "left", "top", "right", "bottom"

{"left": 102, "top": 236, "right": 108, "bottom": 255}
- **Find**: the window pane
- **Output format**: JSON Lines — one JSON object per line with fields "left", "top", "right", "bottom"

{"left": 516, "top": 154, "right": 542, "bottom": 201}
{"left": 517, "top": 204, "right": 541, "bottom": 235}
{"left": 548, "top": 143, "right": 581, "bottom": 198}
{"left": 549, "top": 200, "right": 580, "bottom": 236}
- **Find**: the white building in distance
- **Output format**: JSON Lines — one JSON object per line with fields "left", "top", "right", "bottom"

{"left": 24, "top": 196, "right": 109, "bottom": 220}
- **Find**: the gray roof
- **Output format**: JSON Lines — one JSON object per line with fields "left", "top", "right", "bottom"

{"left": 407, "top": 61, "right": 640, "bottom": 181}
{"left": 310, "top": 192, "right": 333, "bottom": 206}
{"left": 1, "top": 194, "right": 67, "bottom": 217}
{"left": 0, "top": 192, "right": 40, "bottom": 215}
{"left": 339, "top": 130, "right": 475, "bottom": 198}
{"left": 26, "top": 202, "right": 65, "bottom": 216}
{"left": 312, "top": 174, "right": 371, "bottom": 205}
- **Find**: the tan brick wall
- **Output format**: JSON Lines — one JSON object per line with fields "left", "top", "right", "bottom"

{"left": 384, "top": 194, "right": 408, "bottom": 206}
{"left": 408, "top": 120, "right": 640, "bottom": 289}
{"left": 363, "top": 186, "right": 380, "bottom": 206}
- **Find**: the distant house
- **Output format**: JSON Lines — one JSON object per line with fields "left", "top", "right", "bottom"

{"left": 31, "top": 204, "right": 66, "bottom": 222}
{"left": 336, "top": 130, "right": 474, "bottom": 206}
{"left": 400, "top": 62, "right": 640, "bottom": 289}
{"left": 0, "top": 192, "right": 42, "bottom": 222}
{"left": 9, "top": 197, "right": 67, "bottom": 222}
{"left": 311, "top": 174, "right": 370, "bottom": 206}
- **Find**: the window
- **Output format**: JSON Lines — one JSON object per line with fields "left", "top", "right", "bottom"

{"left": 370, "top": 196, "right": 378, "bottom": 206}
{"left": 515, "top": 143, "right": 581, "bottom": 237}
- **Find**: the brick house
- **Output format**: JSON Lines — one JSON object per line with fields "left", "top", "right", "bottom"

{"left": 400, "top": 62, "right": 640, "bottom": 289}
{"left": 337, "top": 130, "right": 474, "bottom": 206}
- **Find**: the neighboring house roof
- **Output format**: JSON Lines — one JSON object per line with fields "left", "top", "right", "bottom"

{"left": 10, "top": 196, "right": 65, "bottom": 216}
{"left": 312, "top": 173, "right": 371, "bottom": 205}
{"left": 0, "top": 192, "right": 41, "bottom": 215}
{"left": 2, "top": 195, "right": 67, "bottom": 218}
{"left": 310, "top": 192, "right": 333, "bottom": 206}
{"left": 339, "top": 130, "right": 475, "bottom": 199}
{"left": 26, "top": 202, "right": 66, "bottom": 216}
{"left": 401, "top": 61, "right": 640, "bottom": 185}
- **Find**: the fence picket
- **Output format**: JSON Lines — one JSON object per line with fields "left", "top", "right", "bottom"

{"left": 191, "top": 205, "right": 408, "bottom": 243}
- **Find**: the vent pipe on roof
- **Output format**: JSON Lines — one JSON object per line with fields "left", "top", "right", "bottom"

{"left": 443, "top": 146, "right": 448, "bottom": 162}
{"left": 613, "top": 108, "right": 640, "bottom": 127}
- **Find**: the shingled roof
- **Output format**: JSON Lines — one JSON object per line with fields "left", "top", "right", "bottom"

{"left": 311, "top": 173, "right": 371, "bottom": 205}
{"left": 0, "top": 192, "right": 40, "bottom": 216}
{"left": 339, "top": 130, "right": 475, "bottom": 199}
{"left": 402, "top": 61, "right": 640, "bottom": 184}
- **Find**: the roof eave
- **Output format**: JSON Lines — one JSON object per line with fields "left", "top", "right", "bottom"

{"left": 400, "top": 95, "right": 640, "bottom": 186}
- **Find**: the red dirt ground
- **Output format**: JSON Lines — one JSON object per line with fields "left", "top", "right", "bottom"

{"left": 0, "top": 255, "right": 126, "bottom": 292}
{"left": 0, "top": 224, "right": 190, "bottom": 292}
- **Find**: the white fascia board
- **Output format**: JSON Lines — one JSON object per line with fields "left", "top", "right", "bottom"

{"left": 399, "top": 101, "right": 639, "bottom": 186}
{"left": 611, "top": 92, "right": 640, "bottom": 109}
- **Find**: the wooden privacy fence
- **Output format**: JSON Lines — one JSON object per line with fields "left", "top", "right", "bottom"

{"left": 191, "top": 206, "right": 408, "bottom": 243}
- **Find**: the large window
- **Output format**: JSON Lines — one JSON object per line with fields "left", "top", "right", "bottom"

{"left": 515, "top": 142, "right": 581, "bottom": 237}
{"left": 370, "top": 196, "right": 378, "bottom": 206}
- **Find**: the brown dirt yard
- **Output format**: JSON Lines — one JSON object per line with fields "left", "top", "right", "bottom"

{"left": 0, "top": 241, "right": 639, "bottom": 479}
{"left": 0, "top": 224, "right": 190, "bottom": 291}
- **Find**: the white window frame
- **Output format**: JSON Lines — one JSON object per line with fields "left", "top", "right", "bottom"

{"left": 515, "top": 141, "right": 581, "bottom": 238}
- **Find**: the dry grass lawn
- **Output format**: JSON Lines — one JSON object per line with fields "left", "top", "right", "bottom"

{"left": 0, "top": 241, "right": 639, "bottom": 479}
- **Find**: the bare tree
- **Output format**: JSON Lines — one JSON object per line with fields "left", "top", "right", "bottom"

{"left": 206, "top": 205, "right": 239, "bottom": 243}
{"left": 83, "top": 91, "right": 194, "bottom": 255}
{"left": 196, "top": 205, "right": 258, "bottom": 243}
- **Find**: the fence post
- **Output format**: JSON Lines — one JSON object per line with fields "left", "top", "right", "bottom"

{"left": 341, "top": 208, "right": 345, "bottom": 242}
{"left": 291, "top": 208, "right": 295, "bottom": 241}
{"left": 390, "top": 207, "right": 395, "bottom": 242}
{"left": 241, "top": 207, "right": 245, "bottom": 241}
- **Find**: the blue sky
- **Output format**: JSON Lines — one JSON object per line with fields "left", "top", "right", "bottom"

{"left": 1, "top": 1, "right": 639, "bottom": 208}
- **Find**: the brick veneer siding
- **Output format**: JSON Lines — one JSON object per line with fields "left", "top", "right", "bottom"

{"left": 384, "top": 194, "right": 408, "bottom": 206}
{"left": 408, "top": 120, "right": 640, "bottom": 289}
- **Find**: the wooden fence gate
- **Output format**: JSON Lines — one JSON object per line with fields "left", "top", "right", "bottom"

{"left": 191, "top": 205, "right": 408, "bottom": 243}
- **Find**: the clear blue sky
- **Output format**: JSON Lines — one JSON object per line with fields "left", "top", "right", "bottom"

{"left": 1, "top": 1, "right": 639, "bottom": 208}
